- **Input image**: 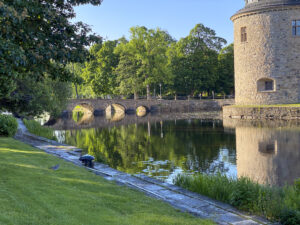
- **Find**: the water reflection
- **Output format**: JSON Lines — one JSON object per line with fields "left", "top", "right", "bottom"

{"left": 54, "top": 118, "right": 300, "bottom": 186}
{"left": 223, "top": 119, "right": 300, "bottom": 186}
{"left": 56, "top": 120, "right": 236, "bottom": 183}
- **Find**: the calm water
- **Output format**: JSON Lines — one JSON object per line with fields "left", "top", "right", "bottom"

{"left": 54, "top": 117, "right": 300, "bottom": 185}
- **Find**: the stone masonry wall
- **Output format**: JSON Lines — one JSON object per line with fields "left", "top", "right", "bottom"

{"left": 223, "top": 105, "right": 300, "bottom": 119}
{"left": 233, "top": 7, "right": 300, "bottom": 105}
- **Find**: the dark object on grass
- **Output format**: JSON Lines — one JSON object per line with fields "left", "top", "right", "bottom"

{"left": 49, "top": 164, "right": 60, "bottom": 170}
{"left": 79, "top": 154, "right": 95, "bottom": 168}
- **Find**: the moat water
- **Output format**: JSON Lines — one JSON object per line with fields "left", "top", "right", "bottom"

{"left": 53, "top": 115, "right": 300, "bottom": 186}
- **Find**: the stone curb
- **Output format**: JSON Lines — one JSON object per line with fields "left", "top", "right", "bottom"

{"left": 14, "top": 119, "right": 273, "bottom": 225}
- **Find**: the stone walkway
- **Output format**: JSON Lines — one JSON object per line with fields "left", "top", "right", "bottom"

{"left": 15, "top": 120, "right": 271, "bottom": 225}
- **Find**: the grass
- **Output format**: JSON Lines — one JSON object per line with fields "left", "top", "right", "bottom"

{"left": 23, "top": 119, "right": 57, "bottom": 141}
{"left": 174, "top": 173, "right": 300, "bottom": 223}
{"left": 229, "top": 104, "right": 300, "bottom": 108}
{"left": 0, "top": 137, "right": 213, "bottom": 225}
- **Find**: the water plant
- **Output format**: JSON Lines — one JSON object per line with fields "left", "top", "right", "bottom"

{"left": 174, "top": 173, "right": 300, "bottom": 222}
{"left": 23, "top": 119, "right": 57, "bottom": 141}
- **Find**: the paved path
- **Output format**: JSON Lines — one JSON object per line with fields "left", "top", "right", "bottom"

{"left": 15, "top": 120, "right": 271, "bottom": 225}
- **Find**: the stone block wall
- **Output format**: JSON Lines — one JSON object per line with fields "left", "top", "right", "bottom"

{"left": 232, "top": 7, "right": 300, "bottom": 105}
{"left": 223, "top": 105, "right": 300, "bottom": 119}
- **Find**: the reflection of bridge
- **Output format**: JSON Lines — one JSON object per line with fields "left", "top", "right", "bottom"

{"left": 51, "top": 112, "right": 222, "bottom": 130}
{"left": 64, "top": 99, "right": 234, "bottom": 116}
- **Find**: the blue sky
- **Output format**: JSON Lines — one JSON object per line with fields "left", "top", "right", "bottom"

{"left": 74, "top": 0, "right": 245, "bottom": 44}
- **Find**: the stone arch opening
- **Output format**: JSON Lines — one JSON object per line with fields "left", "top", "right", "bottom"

{"left": 72, "top": 104, "right": 94, "bottom": 123}
{"left": 136, "top": 106, "right": 149, "bottom": 117}
{"left": 73, "top": 103, "right": 94, "bottom": 114}
{"left": 105, "top": 103, "right": 126, "bottom": 121}
{"left": 257, "top": 78, "right": 276, "bottom": 92}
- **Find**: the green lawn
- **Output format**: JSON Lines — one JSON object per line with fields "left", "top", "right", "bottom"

{"left": 0, "top": 138, "right": 212, "bottom": 225}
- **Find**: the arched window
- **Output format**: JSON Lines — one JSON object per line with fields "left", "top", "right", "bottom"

{"left": 257, "top": 78, "right": 275, "bottom": 92}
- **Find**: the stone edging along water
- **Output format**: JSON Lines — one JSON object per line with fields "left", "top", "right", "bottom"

{"left": 14, "top": 119, "right": 271, "bottom": 225}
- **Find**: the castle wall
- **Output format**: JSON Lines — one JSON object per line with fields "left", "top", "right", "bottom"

{"left": 233, "top": 8, "right": 300, "bottom": 105}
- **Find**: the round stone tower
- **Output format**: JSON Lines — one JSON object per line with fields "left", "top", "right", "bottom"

{"left": 231, "top": 0, "right": 300, "bottom": 105}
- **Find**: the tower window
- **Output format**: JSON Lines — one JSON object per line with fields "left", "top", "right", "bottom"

{"left": 241, "top": 27, "right": 247, "bottom": 42}
{"left": 265, "top": 81, "right": 273, "bottom": 91}
{"left": 292, "top": 20, "right": 300, "bottom": 36}
{"left": 257, "top": 78, "right": 275, "bottom": 92}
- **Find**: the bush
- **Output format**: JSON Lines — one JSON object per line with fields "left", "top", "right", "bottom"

{"left": 0, "top": 114, "right": 18, "bottom": 137}
{"left": 23, "top": 119, "right": 57, "bottom": 141}
{"left": 174, "top": 173, "right": 300, "bottom": 222}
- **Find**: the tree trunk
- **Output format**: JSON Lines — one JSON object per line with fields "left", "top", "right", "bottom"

{"left": 146, "top": 84, "right": 151, "bottom": 100}
{"left": 134, "top": 92, "right": 139, "bottom": 100}
{"left": 174, "top": 94, "right": 177, "bottom": 101}
{"left": 75, "top": 84, "right": 79, "bottom": 99}
{"left": 147, "top": 121, "right": 151, "bottom": 137}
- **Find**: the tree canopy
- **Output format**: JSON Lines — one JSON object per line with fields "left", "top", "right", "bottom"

{"left": 0, "top": 0, "right": 102, "bottom": 116}
{"left": 74, "top": 24, "right": 234, "bottom": 100}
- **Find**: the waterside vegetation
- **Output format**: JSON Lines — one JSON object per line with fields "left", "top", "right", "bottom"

{"left": 174, "top": 173, "right": 300, "bottom": 224}
{"left": 0, "top": 137, "right": 213, "bottom": 225}
{"left": 23, "top": 119, "right": 57, "bottom": 141}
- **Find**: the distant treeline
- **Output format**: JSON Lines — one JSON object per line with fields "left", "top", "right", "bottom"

{"left": 71, "top": 24, "right": 234, "bottom": 100}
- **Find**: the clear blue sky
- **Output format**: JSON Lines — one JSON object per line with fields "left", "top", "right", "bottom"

{"left": 74, "top": 0, "right": 245, "bottom": 44}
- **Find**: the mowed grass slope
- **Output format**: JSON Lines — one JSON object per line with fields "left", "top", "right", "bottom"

{"left": 0, "top": 138, "right": 212, "bottom": 225}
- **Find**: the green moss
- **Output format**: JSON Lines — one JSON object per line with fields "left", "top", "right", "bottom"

{"left": 23, "top": 119, "right": 57, "bottom": 141}
{"left": 0, "top": 138, "right": 213, "bottom": 225}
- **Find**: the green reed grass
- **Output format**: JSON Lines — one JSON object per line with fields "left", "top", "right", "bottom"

{"left": 23, "top": 119, "right": 57, "bottom": 141}
{"left": 174, "top": 173, "right": 300, "bottom": 223}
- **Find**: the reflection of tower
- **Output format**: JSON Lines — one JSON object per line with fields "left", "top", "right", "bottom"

{"left": 224, "top": 119, "right": 300, "bottom": 186}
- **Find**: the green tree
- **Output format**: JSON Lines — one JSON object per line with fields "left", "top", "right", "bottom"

{"left": 168, "top": 24, "right": 226, "bottom": 97}
{"left": 216, "top": 44, "right": 234, "bottom": 95}
{"left": 83, "top": 41, "right": 119, "bottom": 97}
{"left": 120, "top": 26, "right": 174, "bottom": 100}
{"left": 0, "top": 76, "right": 72, "bottom": 117}
{"left": 67, "top": 63, "right": 96, "bottom": 99}
{"left": 0, "top": 0, "right": 102, "bottom": 113}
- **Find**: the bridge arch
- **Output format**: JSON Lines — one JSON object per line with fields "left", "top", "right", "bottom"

{"left": 72, "top": 103, "right": 94, "bottom": 114}
{"left": 72, "top": 103, "right": 94, "bottom": 124}
{"left": 136, "top": 106, "right": 149, "bottom": 117}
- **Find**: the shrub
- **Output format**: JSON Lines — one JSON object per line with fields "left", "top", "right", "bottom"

{"left": 23, "top": 119, "right": 57, "bottom": 141}
{"left": 0, "top": 115, "right": 18, "bottom": 137}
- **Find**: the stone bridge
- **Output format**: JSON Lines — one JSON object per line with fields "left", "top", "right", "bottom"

{"left": 64, "top": 99, "right": 234, "bottom": 116}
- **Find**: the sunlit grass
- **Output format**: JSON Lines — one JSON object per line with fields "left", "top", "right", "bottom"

{"left": 0, "top": 138, "right": 213, "bottom": 225}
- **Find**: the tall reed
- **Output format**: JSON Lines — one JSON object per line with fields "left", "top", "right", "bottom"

{"left": 174, "top": 173, "right": 300, "bottom": 223}
{"left": 23, "top": 119, "right": 57, "bottom": 141}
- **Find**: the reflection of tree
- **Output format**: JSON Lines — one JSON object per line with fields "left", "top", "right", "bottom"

{"left": 63, "top": 120, "right": 236, "bottom": 177}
